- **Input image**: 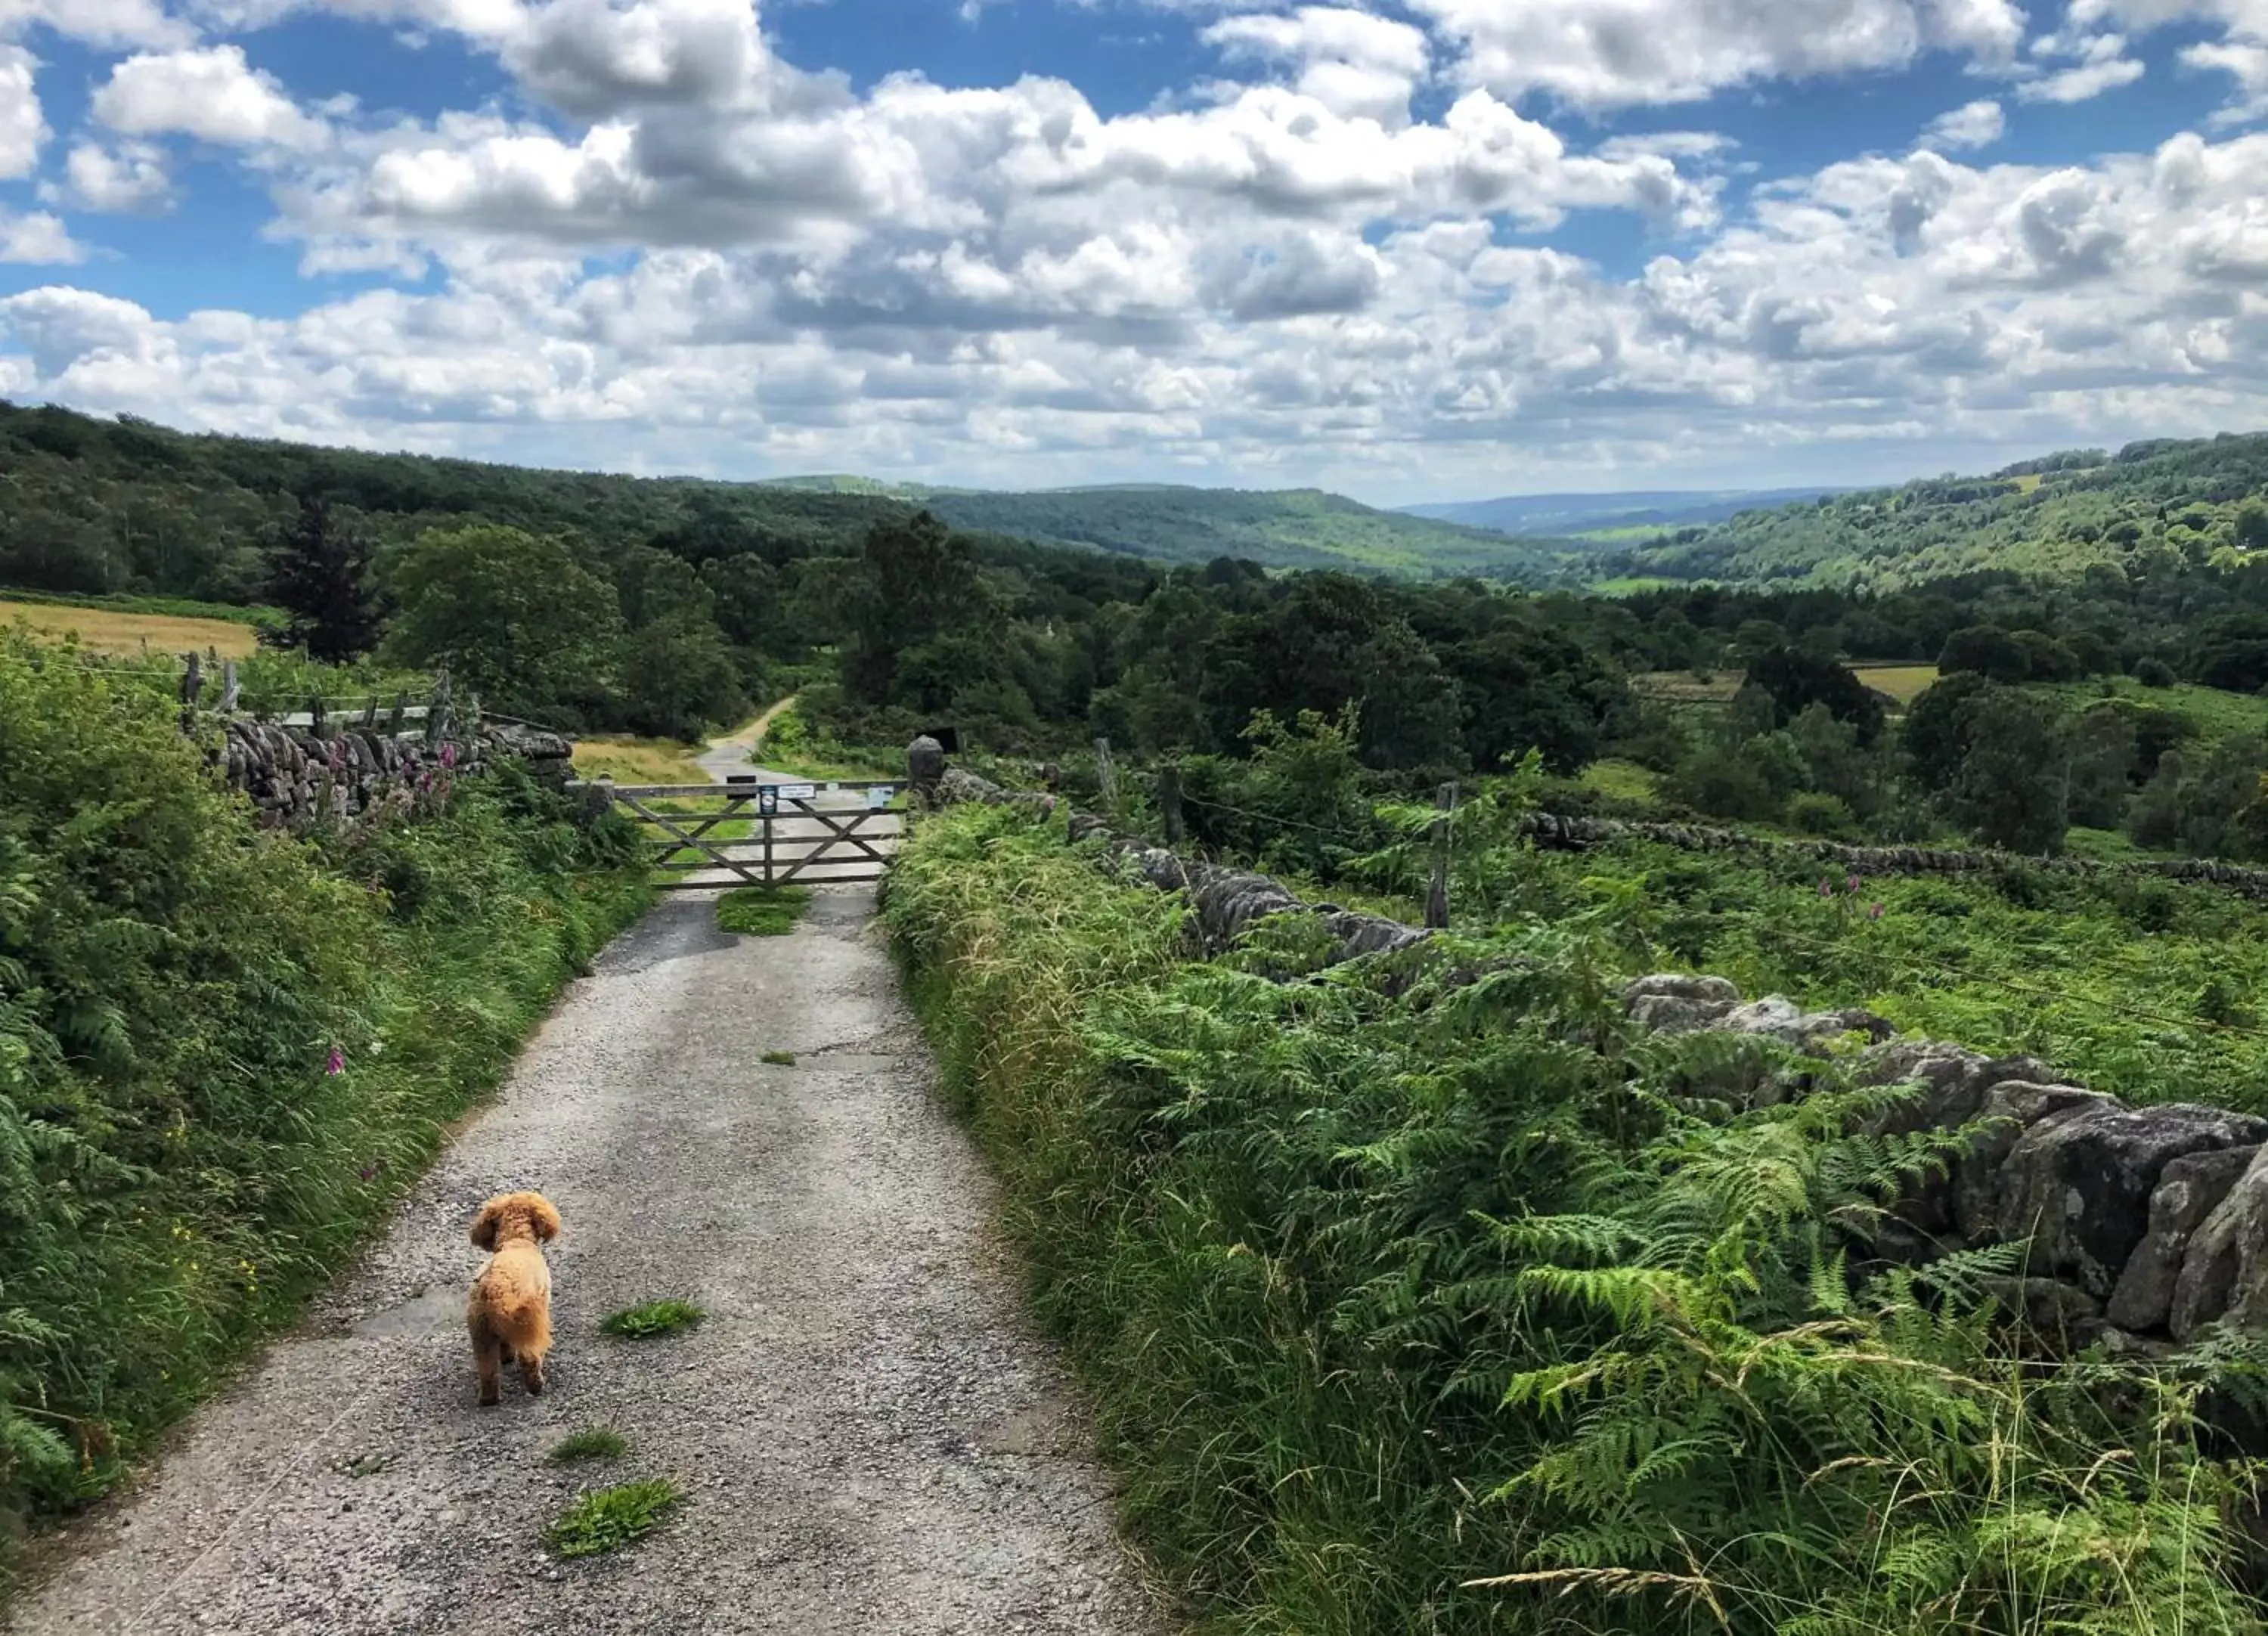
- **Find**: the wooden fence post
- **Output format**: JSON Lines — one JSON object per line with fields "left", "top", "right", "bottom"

{"left": 308, "top": 694, "right": 327, "bottom": 739}
{"left": 388, "top": 692, "right": 407, "bottom": 735}
{"left": 1094, "top": 736, "right": 1117, "bottom": 809}
{"left": 427, "top": 668, "right": 452, "bottom": 745}
{"left": 179, "top": 652, "right": 203, "bottom": 708}
{"left": 1159, "top": 762, "right": 1185, "bottom": 844}
{"left": 1426, "top": 780, "right": 1458, "bottom": 931}
{"left": 219, "top": 660, "right": 240, "bottom": 713}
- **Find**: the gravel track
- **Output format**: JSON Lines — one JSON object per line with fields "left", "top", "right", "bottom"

{"left": 9, "top": 886, "right": 1164, "bottom": 1636}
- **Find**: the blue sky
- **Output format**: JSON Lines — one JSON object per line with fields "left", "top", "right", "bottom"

{"left": 2, "top": 0, "right": 2266, "bottom": 505}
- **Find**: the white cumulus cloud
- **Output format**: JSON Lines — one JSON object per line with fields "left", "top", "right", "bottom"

{"left": 1202, "top": 8, "right": 1433, "bottom": 126}
{"left": 1920, "top": 98, "right": 2006, "bottom": 149}
{"left": 48, "top": 138, "right": 176, "bottom": 212}
{"left": 0, "top": 42, "right": 41, "bottom": 179}
{"left": 93, "top": 45, "right": 333, "bottom": 150}
{"left": 0, "top": 0, "right": 198, "bottom": 49}
{"left": 1406, "top": 0, "right": 2024, "bottom": 109}
{"left": 0, "top": 207, "right": 82, "bottom": 262}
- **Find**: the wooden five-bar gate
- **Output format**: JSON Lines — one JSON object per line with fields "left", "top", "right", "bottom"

{"left": 587, "top": 776, "right": 906, "bottom": 888}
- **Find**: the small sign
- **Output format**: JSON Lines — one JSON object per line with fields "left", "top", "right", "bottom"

{"left": 866, "top": 785, "right": 896, "bottom": 810}
{"left": 757, "top": 786, "right": 778, "bottom": 816}
{"left": 773, "top": 782, "right": 818, "bottom": 801}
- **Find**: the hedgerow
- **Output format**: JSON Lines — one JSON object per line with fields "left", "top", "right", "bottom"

{"left": 0, "top": 639, "right": 649, "bottom": 1566}
{"left": 886, "top": 799, "right": 2268, "bottom": 1635}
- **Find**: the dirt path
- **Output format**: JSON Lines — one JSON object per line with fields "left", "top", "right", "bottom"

{"left": 696, "top": 695, "right": 798, "bottom": 784}
{"left": 9, "top": 888, "right": 1163, "bottom": 1635}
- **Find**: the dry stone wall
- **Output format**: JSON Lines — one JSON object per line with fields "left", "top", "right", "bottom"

{"left": 924, "top": 751, "right": 2268, "bottom": 1352}
{"left": 212, "top": 717, "right": 575, "bottom": 826}
{"left": 1520, "top": 810, "right": 2268, "bottom": 899}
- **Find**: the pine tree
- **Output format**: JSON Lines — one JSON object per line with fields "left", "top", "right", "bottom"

{"left": 268, "top": 494, "right": 377, "bottom": 663}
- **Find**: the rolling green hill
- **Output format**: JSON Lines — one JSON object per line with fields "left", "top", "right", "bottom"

{"left": 1599, "top": 432, "right": 2268, "bottom": 591}
{"left": 909, "top": 484, "right": 1563, "bottom": 576}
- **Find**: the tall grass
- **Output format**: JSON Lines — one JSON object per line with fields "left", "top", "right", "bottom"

{"left": 886, "top": 801, "right": 2268, "bottom": 1636}
{"left": 0, "top": 637, "right": 649, "bottom": 1572}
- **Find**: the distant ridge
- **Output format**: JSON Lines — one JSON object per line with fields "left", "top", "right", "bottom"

{"left": 1406, "top": 487, "right": 1856, "bottom": 538}
{"left": 759, "top": 477, "right": 1572, "bottom": 576}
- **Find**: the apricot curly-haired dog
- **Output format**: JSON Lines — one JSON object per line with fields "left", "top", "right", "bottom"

{"left": 466, "top": 1191, "right": 562, "bottom": 1406}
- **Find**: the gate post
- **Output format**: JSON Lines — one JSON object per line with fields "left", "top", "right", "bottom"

{"left": 908, "top": 736, "right": 946, "bottom": 809}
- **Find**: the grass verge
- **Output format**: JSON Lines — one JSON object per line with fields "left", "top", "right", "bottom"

{"left": 544, "top": 1479, "right": 685, "bottom": 1558}
{"left": 717, "top": 885, "right": 811, "bottom": 936}
{"left": 600, "top": 1299, "right": 705, "bottom": 1339}
{"left": 0, "top": 637, "right": 652, "bottom": 1588}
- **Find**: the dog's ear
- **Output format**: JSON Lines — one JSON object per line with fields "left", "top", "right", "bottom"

{"left": 469, "top": 1198, "right": 503, "bottom": 1251}
{"left": 528, "top": 1195, "right": 562, "bottom": 1243}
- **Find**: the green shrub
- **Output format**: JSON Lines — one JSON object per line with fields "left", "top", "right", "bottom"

{"left": 544, "top": 1478, "right": 684, "bottom": 1557}
{"left": 0, "top": 637, "right": 649, "bottom": 1567}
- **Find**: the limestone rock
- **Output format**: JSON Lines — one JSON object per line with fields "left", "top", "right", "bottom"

{"left": 2171, "top": 1145, "right": 2268, "bottom": 1340}
{"left": 1996, "top": 1105, "right": 2266, "bottom": 1297}
{"left": 1715, "top": 996, "right": 1891, "bottom": 1054}
{"left": 906, "top": 735, "right": 947, "bottom": 789}
{"left": 1624, "top": 974, "right": 1740, "bottom": 1006}
{"left": 2105, "top": 1145, "right": 2259, "bottom": 1333}
{"left": 1952, "top": 1082, "right": 2119, "bottom": 1242}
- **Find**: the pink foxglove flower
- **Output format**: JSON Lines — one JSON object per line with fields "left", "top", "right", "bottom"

{"left": 1868, "top": 902, "right": 1885, "bottom": 921}
{"left": 325, "top": 1045, "right": 345, "bottom": 1076}
{"left": 1818, "top": 878, "right": 1833, "bottom": 897}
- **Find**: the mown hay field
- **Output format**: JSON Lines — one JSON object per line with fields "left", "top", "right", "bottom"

{"left": 0, "top": 598, "right": 262, "bottom": 658}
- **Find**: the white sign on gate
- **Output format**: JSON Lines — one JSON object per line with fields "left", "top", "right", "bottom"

{"left": 773, "top": 782, "right": 818, "bottom": 801}
{"left": 866, "top": 785, "right": 896, "bottom": 810}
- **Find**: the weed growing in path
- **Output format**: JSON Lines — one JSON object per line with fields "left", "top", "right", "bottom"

{"left": 760, "top": 1049, "right": 797, "bottom": 1066}
{"left": 600, "top": 1299, "right": 705, "bottom": 1338}
{"left": 717, "top": 885, "right": 812, "bottom": 937}
{"left": 544, "top": 1478, "right": 684, "bottom": 1557}
{"left": 547, "top": 1427, "right": 628, "bottom": 1464}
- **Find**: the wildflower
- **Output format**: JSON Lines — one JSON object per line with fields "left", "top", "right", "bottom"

{"left": 441, "top": 741, "right": 458, "bottom": 771}
{"left": 1845, "top": 873, "right": 1861, "bottom": 894}
{"left": 359, "top": 1163, "right": 376, "bottom": 1182}
{"left": 1818, "top": 878, "right": 1833, "bottom": 898}
{"left": 1868, "top": 902, "right": 1885, "bottom": 921}
{"left": 326, "top": 1044, "right": 345, "bottom": 1076}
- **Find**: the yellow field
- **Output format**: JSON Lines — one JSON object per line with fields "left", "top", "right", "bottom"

{"left": 0, "top": 599, "right": 262, "bottom": 658}
{"left": 1851, "top": 663, "right": 1941, "bottom": 704}
{"left": 572, "top": 736, "right": 708, "bottom": 784}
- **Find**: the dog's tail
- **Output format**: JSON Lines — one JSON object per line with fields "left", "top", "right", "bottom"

{"left": 488, "top": 1285, "right": 553, "bottom": 1357}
